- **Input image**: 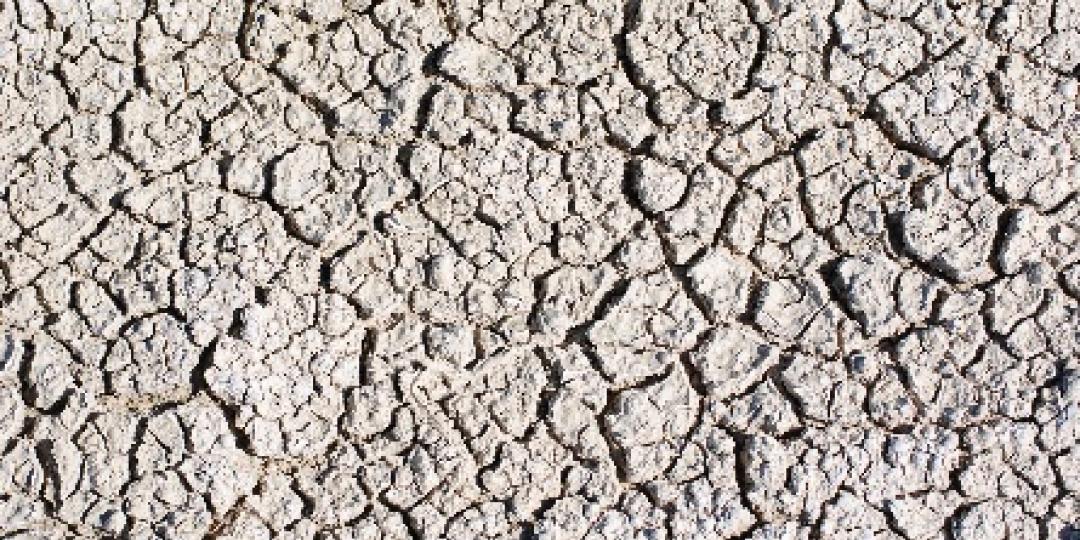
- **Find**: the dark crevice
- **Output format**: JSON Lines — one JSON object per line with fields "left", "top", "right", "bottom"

{"left": 191, "top": 339, "right": 257, "bottom": 456}
{"left": 733, "top": 0, "right": 769, "bottom": 99}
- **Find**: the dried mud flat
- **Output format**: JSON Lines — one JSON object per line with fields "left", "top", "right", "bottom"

{"left": 1, "top": 0, "right": 1079, "bottom": 538}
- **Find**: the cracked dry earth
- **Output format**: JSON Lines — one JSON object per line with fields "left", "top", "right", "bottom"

{"left": 2, "top": 0, "right": 1080, "bottom": 538}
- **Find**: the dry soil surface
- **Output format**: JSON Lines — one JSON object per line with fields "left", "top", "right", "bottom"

{"left": 1, "top": 0, "right": 1079, "bottom": 538}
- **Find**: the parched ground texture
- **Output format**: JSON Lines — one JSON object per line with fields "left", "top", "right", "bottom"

{"left": 1, "top": 0, "right": 1079, "bottom": 538}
